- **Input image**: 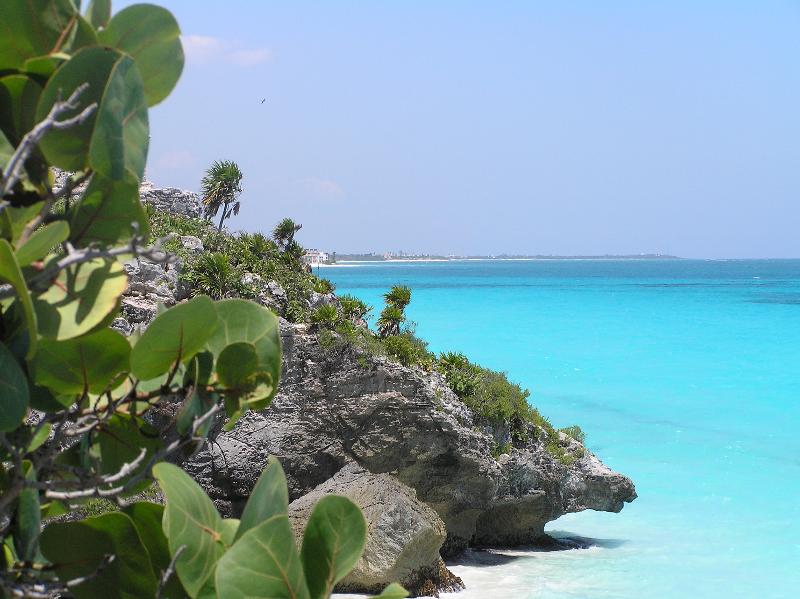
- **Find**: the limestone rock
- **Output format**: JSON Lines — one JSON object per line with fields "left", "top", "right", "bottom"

{"left": 139, "top": 179, "right": 203, "bottom": 218}
{"left": 180, "top": 235, "right": 204, "bottom": 254}
{"left": 288, "top": 464, "right": 461, "bottom": 596}
{"left": 180, "top": 322, "right": 635, "bottom": 555}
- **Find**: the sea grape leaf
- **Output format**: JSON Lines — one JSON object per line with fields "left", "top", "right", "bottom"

{"left": 98, "top": 4, "right": 184, "bottom": 106}
{"left": 40, "top": 512, "right": 158, "bottom": 599}
{"left": 92, "top": 414, "right": 160, "bottom": 491}
{"left": 33, "top": 257, "right": 128, "bottom": 340}
{"left": 301, "top": 495, "right": 368, "bottom": 599}
{"left": 153, "top": 462, "right": 225, "bottom": 598}
{"left": 0, "top": 0, "right": 78, "bottom": 71}
{"left": 369, "top": 583, "right": 410, "bottom": 598}
{"left": 220, "top": 519, "right": 240, "bottom": 547}
{"left": 205, "top": 299, "right": 281, "bottom": 408}
{"left": 0, "top": 240, "right": 37, "bottom": 357}
{"left": 15, "top": 461, "right": 40, "bottom": 562}
{"left": 214, "top": 514, "right": 310, "bottom": 599}
{"left": 215, "top": 342, "right": 258, "bottom": 389}
{"left": 36, "top": 46, "right": 149, "bottom": 182}
{"left": 32, "top": 328, "right": 130, "bottom": 395}
{"left": 0, "top": 342, "right": 29, "bottom": 432}
{"left": 236, "top": 455, "right": 289, "bottom": 541}
{"left": 0, "top": 75, "right": 43, "bottom": 144}
{"left": 69, "top": 172, "right": 150, "bottom": 247}
{"left": 15, "top": 221, "right": 69, "bottom": 266}
{"left": 84, "top": 0, "right": 111, "bottom": 29}
{"left": 123, "top": 501, "right": 188, "bottom": 599}
{"left": 130, "top": 295, "right": 218, "bottom": 381}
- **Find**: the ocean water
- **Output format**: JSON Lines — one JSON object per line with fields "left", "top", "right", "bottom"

{"left": 322, "top": 259, "right": 800, "bottom": 599}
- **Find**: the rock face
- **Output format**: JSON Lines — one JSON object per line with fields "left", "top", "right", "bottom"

{"left": 116, "top": 178, "right": 637, "bottom": 594}
{"left": 177, "top": 322, "right": 636, "bottom": 557}
{"left": 288, "top": 464, "right": 462, "bottom": 596}
{"left": 139, "top": 179, "right": 203, "bottom": 218}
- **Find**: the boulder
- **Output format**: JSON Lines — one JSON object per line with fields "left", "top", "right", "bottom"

{"left": 181, "top": 321, "right": 636, "bottom": 556}
{"left": 288, "top": 464, "right": 462, "bottom": 597}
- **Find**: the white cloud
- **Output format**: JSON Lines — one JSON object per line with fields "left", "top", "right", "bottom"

{"left": 181, "top": 35, "right": 272, "bottom": 68}
{"left": 228, "top": 48, "right": 273, "bottom": 66}
{"left": 181, "top": 35, "right": 224, "bottom": 64}
{"left": 299, "top": 178, "right": 344, "bottom": 198}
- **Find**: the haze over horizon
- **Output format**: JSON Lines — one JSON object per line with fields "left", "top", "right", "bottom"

{"left": 123, "top": 0, "right": 800, "bottom": 259}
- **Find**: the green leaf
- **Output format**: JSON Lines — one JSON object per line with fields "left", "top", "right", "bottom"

{"left": 369, "top": 583, "right": 410, "bottom": 599}
{"left": 220, "top": 518, "right": 239, "bottom": 547}
{"left": 32, "top": 329, "right": 130, "bottom": 395}
{"left": 206, "top": 299, "right": 282, "bottom": 408}
{"left": 15, "top": 461, "right": 39, "bottom": 562}
{"left": 0, "top": 75, "right": 43, "bottom": 144}
{"left": 123, "top": 501, "right": 188, "bottom": 599}
{"left": 0, "top": 203, "right": 43, "bottom": 245}
{"left": 36, "top": 46, "right": 149, "bottom": 182}
{"left": 27, "top": 422, "right": 52, "bottom": 452}
{"left": 33, "top": 257, "right": 127, "bottom": 340}
{"left": 0, "top": 342, "right": 29, "bottom": 433}
{"left": 22, "top": 52, "right": 71, "bottom": 78}
{"left": 69, "top": 172, "right": 149, "bottom": 247}
{"left": 215, "top": 341, "right": 258, "bottom": 389}
{"left": 214, "top": 514, "right": 310, "bottom": 599}
{"left": 93, "top": 414, "right": 160, "bottom": 489}
{"left": 84, "top": 0, "right": 111, "bottom": 29}
{"left": 236, "top": 456, "right": 288, "bottom": 541}
{"left": 0, "top": 128, "right": 13, "bottom": 169}
{"left": 176, "top": 386, "right": 216, "bottom": 437}
{"left": 153, "top": 462, "right": 225, "bottom": 598}
{"left": 40, "top": 512, "right": 158, "bottom": 599}
{"left": 130, "top": 295, "right": 218, "bottom": 381}
{"left": 0, "top": 0, "right": 78, "bottom": 71}
{"left": 0, "top": 240, "right": 37, "bottom": 358}
{"left": 15, "top": 221, "right": 69, "bottom": 267}
{"left": 301, "top": 495, "right": 368, "bottom": 599}
{"left": 98, "top": 4, "right": 184, "bottom": 106}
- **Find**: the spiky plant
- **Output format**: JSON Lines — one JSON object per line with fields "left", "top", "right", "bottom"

{"left": 272, "top": 217, "right": 302, "bottom": 250}
{"left": 376, "top": 305, "right": 404, "bottom": 338}
{"left": 384, "top": 285, "right": 411, "bottom": 310}
{"left": 201, "top": 160, "right": 243, "bottom": 231}
{"left": 192, "top": 253, "right": 237, "bottom": 299}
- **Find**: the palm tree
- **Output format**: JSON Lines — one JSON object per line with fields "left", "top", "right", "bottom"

{"left": 376, "top": 305, "right": 404, "bottom": 338}
{"left": 201, "top": 160, "right": 243, "bottom": 231}
{"left": 384, "top": 285, "right": 411, "bottom": 310}
{"left": 272, "top": 217, "right": 302, "bottom": 250}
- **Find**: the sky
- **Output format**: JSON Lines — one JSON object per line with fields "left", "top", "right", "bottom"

{"left": 119, "top": 0, "right": 800, "bottom": 258}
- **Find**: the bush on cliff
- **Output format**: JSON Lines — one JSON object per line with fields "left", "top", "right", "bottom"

{"left": 0, "top": 2, "right": 406, "bottom": 597}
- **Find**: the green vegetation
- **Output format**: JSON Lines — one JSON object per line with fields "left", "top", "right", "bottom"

{"left": 273, "top": 216, "right": 302, "bottom": 250}
{"left": 382, "top": 333, "right": 435, "bottom": 368}
{"left": 0, "top": 2, "right": 405, "bottom": 598}
{"left": 148, "top": 209, "right": 330, "bottom": 323}
{"left": 201, "top": 159, "right": 243, "bottom": 231}
{"left": 560, "top": 425, "right": 586, "bottom": 444}
{"left": 377, "top": 285, "right": 411, "bottom": 338}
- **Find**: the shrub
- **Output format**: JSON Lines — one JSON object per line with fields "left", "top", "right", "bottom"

{"left": 313, "top": 277, "right": 334, "bottom": 294}
{"left": 560, "top": 425, "right": 586, "bottom": 444}
{"left": 381, "top": 333, "right": 435, "bottom": 369}
{"left": 377, "top": 305, "right": 405, "bottom": 338}
{"left": 310, "top": 303, "right": 339, "bottom": 328}
{"left": 191, "top": 252, "right": 240, "bottom": 299}
{"left": 437, "top": 352, "right": 481, "bottom": 398}
{"left": 339, "top": 294, "right": 372, "bottom": 322}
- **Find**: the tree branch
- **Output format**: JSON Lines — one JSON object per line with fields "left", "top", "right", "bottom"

{"left": 0, "top": 84, "right": 97, "bottom": 201}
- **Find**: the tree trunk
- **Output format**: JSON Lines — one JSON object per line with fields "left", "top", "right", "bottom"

{"left": 217, "top": 203, "right": 227, "bottom": 232}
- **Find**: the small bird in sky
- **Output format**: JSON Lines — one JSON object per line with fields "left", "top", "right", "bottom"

{"left": 260, "top": 98, "right": 266, "bottom": 104}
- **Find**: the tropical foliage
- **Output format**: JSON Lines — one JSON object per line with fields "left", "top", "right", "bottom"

{"left": 201, "top": 160, "right": 243, "bottom": 231}
{"left": 273, "top": 217, "right": 302, "bottom": 250}
{"left": 0, "top": 2, "right": 406, "bottom": 597}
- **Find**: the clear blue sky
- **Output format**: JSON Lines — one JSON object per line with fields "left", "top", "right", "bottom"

{"left": 120, "top": 0, "right": 800, "bottom": 258}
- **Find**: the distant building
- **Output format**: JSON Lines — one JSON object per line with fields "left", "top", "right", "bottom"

{"left": 302, "top": 249, "right": 329, "bottom": 266}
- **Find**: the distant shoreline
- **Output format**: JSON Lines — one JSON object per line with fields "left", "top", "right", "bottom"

{"left": 319, "top": 254, "right": 681, "bottom": 266}
{"left": 314, "top": 255, "right": 684, "bottom": 267}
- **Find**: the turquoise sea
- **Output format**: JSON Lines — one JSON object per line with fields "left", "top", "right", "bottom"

{"left": 323, "top": 259, "right": 800, "bottom": 599}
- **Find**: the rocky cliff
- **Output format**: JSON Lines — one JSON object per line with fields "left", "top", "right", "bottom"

{"left": 118, "top": 180, "right": 636, "bottom": 596}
